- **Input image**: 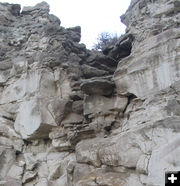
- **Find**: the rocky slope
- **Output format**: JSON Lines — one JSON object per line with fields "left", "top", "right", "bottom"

{"left": 0, "top": 1, "right": 180, "bottom": 186}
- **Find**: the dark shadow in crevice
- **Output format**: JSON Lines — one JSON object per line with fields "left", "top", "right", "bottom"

{"left": 123, "top": 93, "right": 137, "bottom": 115}
{"left": 102, "top": 33, "right": 134, "bottom": 62}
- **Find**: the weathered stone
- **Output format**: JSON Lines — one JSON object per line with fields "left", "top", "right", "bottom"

{"left": 61, "top": 113, "right": 83, "bottom": 125}
{"left": 103, "top": 34, "right": 133, "bottom": 61}
{"left": 34, "top": 178, "right": 49, "bottom": 186}
{"left": 114, "top": 28, "right": 180, "bottom": 98}
{"left": 49, "top": 127, "right": 66, "bottom": 139}
{"left": 37, "top": 162, "right": 48, "bottom": 179}
{"left": 48, "top": 98, "right": 72, "bottom": 125}
{"left": 22, "top": 171, "right": 37, "bottom": 184}
{"left": 81, "top": 64, "right": 109, "bottom": 78}
{"left": 84, "top": 95, "right": 128, "bottom": 116}
{"left": 0, "top": 1, "right": 180, "bottom": 186}
{"left": 76, "top": 132, "right": 143, "bottom": 169}
{"left": 0, "top": 3, "right": 17, "bottom": 23}
{"left": 47, "top": 152, "right": 75, "bottom": 182}
{"left": 166, "top": 99, "right": 180, "bottom": 116}
{"left": 0, "top": 61, "right": 12, "bottom": 70}
{"left": 136, "top": 154, "right": 150, "bottom": 174}
{"left": 72, "top": 100, "right": 83, "bottom": 114}
{"left": 75, "top": 138, "right": 103, "bottom": 167}
{"left": 10, "top": 4, "right": 21, "bottom": 16}
{"left": 67, "top": 26, "right": 81, "bottom": 42}
{"left": 14, "top": 98, "right": 57, "bottom": 139}
{"left": 147, "top": 137, "right": 180, "bottom": 186}
{"left": 52, "top": 139, "right": 72, "bottom": 151}
{"left": 80, "top": 78, "right": 115, "bottom": 96}
{"left": 77, "top": 170, "right": 127, "bottom": 186}
{"left": 69, "top": 91, "right": 83, "bottom": 101}
{"left": 54, "top": 68, "right": 72, "bottom": 99}
{"left": 21, "top": 2, "right": 49, "bottom": 14}
{"left": 87, "top": 51, "right": 118, "bottom": 68}
{"left": 7, "top": 164, "right": 24, "bottom": 180}
{"left": 24, "top": 153, "right": 37, "bottom": 171}
{"left": 0, "top": 69, "right": 56, "bottom": 104}
{"left": 0, "top": 179, "right": 22, "bottom": 186}
{"left": 72, "top": 163, "right": 93, "bottom": 184}
{"left": 0, "top": 148, "right": 16, "bottom": 180}
{"left": 68, "top": 127, "right": 96, "bottom": 146}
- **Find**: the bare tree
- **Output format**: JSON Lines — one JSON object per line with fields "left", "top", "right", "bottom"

{"left": 93, "top": 32, "right": 119, "bottom": 51}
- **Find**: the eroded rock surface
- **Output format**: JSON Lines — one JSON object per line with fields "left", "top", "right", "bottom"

{"left": 0, "top": 1, "right": 180, "bottom": 186}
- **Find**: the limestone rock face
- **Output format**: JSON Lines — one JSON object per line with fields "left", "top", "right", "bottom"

{"left": 0, "top": 1, "right": 180, "bottom": 186}
{"left": 114, "top": 0, "right": 180, "bottom": 98}
{"left": 14, "top": 98, "right": 57, "bottom": 139}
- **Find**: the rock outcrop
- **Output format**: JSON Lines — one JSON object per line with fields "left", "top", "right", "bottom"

{"left": 0, "top": 1, "right": 180, "bottom": 186}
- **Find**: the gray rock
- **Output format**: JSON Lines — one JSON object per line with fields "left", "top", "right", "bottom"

{"left": 81, "top": 64, "right": 109, "bottom": 78}
{"left": 9, "top": 4, "right": 21, "bottom": 16}
{"left": 80, "top": 78, "right": 115, "bottom": 96}
{"left": 14, "top": 98, "right": 57, "bottom": 139}
{"left": 48, "top": 98, "right": 72, "bottom": 125}
{"left": 61, "top": 113, "right": 83, "bottom": 125}
{"left": 67, "top": 26, "right": 81, "bottom": 42}
{"left": 83, "top": 95, "right": 128, "bottom": 116}
{"left": 114, "top": 28, "right": 180, "bottom": 98}
{"left": 87, "top": 51, "right": 118, "bottom": 68}
{"left": 69, "top": 91, "right": 84, "bottom": 101}
{"left": 72, "top": 100, "right": 83, "bottom": 114}
{"left": 166, "top": 99, "right": 180, "bottom": 116}
{"left": 0, "top": 1, "right": 180, "bottom": 186}
{"left": 0, "top": 179, "right": 21, "bottom": 186}
{"left": 72, "top": 163, "right": 92, "bottom": 184}
{"left": 0, "top": 61, "right": 12, "bottom": 70}
{"left": 21, "top": 1, "right": 49, "bottom": 14}
{"left": 103, "top": 34, "right": 134, "bottom": 61}
{"left": 68, "top": 127, "right": 95, "bottom": 146}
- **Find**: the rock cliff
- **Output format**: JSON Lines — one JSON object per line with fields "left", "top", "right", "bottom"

{"left": 0, "top": 1, "right": 180, "bottom": 186}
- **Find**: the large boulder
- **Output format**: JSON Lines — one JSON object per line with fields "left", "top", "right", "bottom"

{"left": 14, "top": 98, "right": 57, "bottom": 139}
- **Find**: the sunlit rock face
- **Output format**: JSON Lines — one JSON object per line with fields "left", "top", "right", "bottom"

{"left": 113, "top": 0, "right": 180, "bottom": 185}
{"left": 0, "top": 0, "right": 180, "bottom": 186}
{"left": 114, "top": 0, "right": 180, "bottom": 98}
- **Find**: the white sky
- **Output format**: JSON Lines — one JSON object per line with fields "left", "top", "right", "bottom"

{"left": 0, "top": 0, "right": 131, "bottom": 48}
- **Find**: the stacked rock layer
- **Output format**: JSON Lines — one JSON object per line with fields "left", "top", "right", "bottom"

{"left": 0, "top": 1, "right": 180, "bottom": 186}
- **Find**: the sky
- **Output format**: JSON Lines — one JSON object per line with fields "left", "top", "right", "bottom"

{"left": 0, "top": 0, "right": 131, "bottom": 49}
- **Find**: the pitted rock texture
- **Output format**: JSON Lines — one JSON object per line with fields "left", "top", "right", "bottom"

{"left": 0, "top": 1, "right": 180, "bottom": 186}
